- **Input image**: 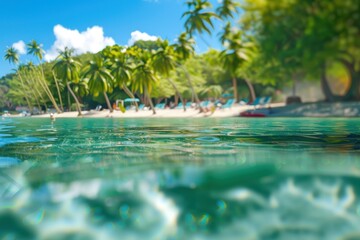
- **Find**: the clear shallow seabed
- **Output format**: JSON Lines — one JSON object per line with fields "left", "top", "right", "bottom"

{"left": 0, "top": 117, "right": 360, "bottom": 240}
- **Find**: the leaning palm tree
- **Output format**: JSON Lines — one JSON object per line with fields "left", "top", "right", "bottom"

{"left": 152, "top": 39, "right": 187, "bottom": 111}
{"left": 4, "top": 47, "right": 33, "bottom": 111}
{"left": 173, "top": 33, "right": 204, "bottom": 112}
{"left": 25, "top": 62, "right": 49, "bottom": 112}
{"left": 82, "top": 55, "right": 114, "bottom": 113}
{"left": 52, "top": 47, "right": 83, "bottom": 116}
{"left": 27, "top": 40, "right": 62, "bottom": 113}
{"left": 131, "top": 49, "right": 157, "bottom": 114}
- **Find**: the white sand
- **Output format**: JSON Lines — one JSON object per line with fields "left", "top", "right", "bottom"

{"left": 31, "top": 103, "right": 286, "bottom": 119}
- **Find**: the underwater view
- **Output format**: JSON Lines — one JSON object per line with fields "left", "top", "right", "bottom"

{"left": 1, "top": 118, "right": 360, "bottom": 239}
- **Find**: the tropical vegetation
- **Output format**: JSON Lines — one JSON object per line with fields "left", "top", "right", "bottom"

{"left": 1, "top": 0, "right": 358, "bottom": 114}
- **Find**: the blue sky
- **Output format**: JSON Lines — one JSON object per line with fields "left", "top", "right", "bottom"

{"left": 0, "top": 0, "right": 222, "bottom": 77}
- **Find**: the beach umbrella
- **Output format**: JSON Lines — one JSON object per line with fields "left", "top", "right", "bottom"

{"left": 124, "top": 98, "right": 140, "bottom": 102}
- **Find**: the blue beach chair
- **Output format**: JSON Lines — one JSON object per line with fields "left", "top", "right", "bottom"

{"left": 221, "top": 99, "right": 235, "bottom": 109}
{"left": 249, "top": 97, "right": 264, "bottom": 109}
{"left": 176, "top": 102, "right": 184, "bottom": 109}
{"left": 155, "top": 103, "right": 166, "bottom": 109}
{"left": 261, "top": 96, "right": 272, "bottom": 107}
{"left": 138, "top": 104, "right": 145, "bottom": 110}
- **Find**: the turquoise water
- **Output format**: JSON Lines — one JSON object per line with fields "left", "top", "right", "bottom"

{"left": 1, "top": 117, "right": 360, "bottom": 239}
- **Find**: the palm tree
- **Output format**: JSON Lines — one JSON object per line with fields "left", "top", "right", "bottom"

{"left": 72, "top": 78, "right": 89, "bottom": 100}
{"left": 4, "top": 47, "right": 19, "bottom": 64}
{"left": 105, "top": 46, "right": 139, "bottom": 111}
{"left": 82, "top": 55, "right": 114, "bottom": 113}
{"left": 182, "top": 0, "right": 219, "bottom": 47}
{"left": 27, "top": 40, "right": 62, "bottom": 113}
{"left": 26, "top": 40, "right": 44, "bottom": 60}
{"left": 201, "top": 85, "right": 223, "bottom": 99}
{"left": 221, "top": 31, "right": 256, "bottom": 102}
{"left": 219, "top": 22, "right": 232, "bottom": 45}
{"left": 52, "top": 47, "right": 83, "bottom": 116}
{"left": 20, "top": 63, "right": 43, "bottom": 111}
{"left": 216, "top": 0, "right": 239, "bottom": 19}
{"left": 25, "top": 62, "right": 49, "bottom": 112}
{"left": 4, "top": 47, "right": 33, "bottom": 111}
{"left": 131, "top": 49, "right": 157, "bottom": 114}
{"left": 173, "top": 33, "right": 204, "bottom": 112}
{"left": 152, "top": 40, "right": 187, "bottom": 111}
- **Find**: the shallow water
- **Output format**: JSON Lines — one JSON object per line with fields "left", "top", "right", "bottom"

{"left": 1, "top": 117, "right": 360, "bottom": 239}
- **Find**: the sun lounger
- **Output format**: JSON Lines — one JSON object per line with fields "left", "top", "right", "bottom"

{"left": 176, "top": 102, "right": 184, "bottom": 109}
{"left": 221, "top": 99, "right": 235, "bottom": 109}
{"left": 155, "top": 103, "right": 166, "bottom": 109}
{"left": 200, "top": 101, "right": 210, "bottom": 108}
{"left": 261, "top": 96, "right": 272, "bottom": 107}
{"left": 249, "top": 97, "right": 264, "bottom": 109}
{"left": 138, "top": 104, "right": 145, "bottom": 110}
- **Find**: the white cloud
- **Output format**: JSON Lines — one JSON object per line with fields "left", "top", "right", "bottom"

{"left": 12, "top": 40, "right": 26, "bottom": 55}
{"left": 44, "top": 25, "right": 115, "bottom": 61}
{"left": 128, "top": 31, "right": 158, "bottom": 46}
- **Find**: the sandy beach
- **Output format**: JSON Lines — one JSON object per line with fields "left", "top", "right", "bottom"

{"left": 6, "top": 101, "right": 360, "bottom": 119}
{"left": 32, "top": 103, "right": 281, "bottom": 119}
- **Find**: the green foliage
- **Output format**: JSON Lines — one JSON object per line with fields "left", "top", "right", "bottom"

{"left": 133, "top": 40, "right": 161, "bottom": 50}
{"left": 182, "top": 0, "right": 219, "bottom": 36}
{"left": 241, "top": 0, "right": 360, "bottom": 78}
{"left": 4, "top": 47, "right": 19, "bottom": 65}
{"left": 216, "top": 0, "right": 240, "bottom": 19}
{"left": 27, "top": 40, "right": 45, "bottom": 61}
{"left": 82, "top": 55, "right": 113, "bottom": 97}
{"left": 53, "top": 47, "right": 82, "bottom": 84}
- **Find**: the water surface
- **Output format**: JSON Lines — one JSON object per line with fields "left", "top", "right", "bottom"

{"left": 1, "top": 118, "right": 360, "bottom": 239}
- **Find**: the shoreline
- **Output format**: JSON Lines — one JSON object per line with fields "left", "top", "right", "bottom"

{"left": 4, "top": 102, "right": 360, "bottom": 119}
{"left": 30, "top": 104, "right": 263, "bottom": 119}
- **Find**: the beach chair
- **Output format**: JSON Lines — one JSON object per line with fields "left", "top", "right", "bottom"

{"left": 138, "top": 104, "right": 145, "bottom": 110}
{"left": 260, "top": 96, "right": 272, "bottom": 107}
{"left": 155, "top": 103, "right": 166, "bottom": 109}
{"left": 200, "top": 101, "right": 210, "bottom": 108}
{"left": 239, "top": 98, "right": 249, "bottom": 105}
{"left": 185, "top": 102, "right": 192, "bottom": 108}
{"left": 221, "top": 99, "right": 235, "bottom": 109}
{"left": 176, "top": 102, "right": 184, "bottom": 109}
{"left": 95, "top": 105, "right": 102, "bottom": 111}
{"left": 249, "top": 97, "right": 264, "bottom": 109}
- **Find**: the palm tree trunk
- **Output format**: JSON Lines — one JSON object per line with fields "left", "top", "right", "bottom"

{"left": 244, "top": 79, "right": 256, "bottom": 103}
{"left": 17, "top": 72, "right": 32, "bottom": 112}
{"left": 67, "top": 89, "right": 71, "bottom": 112}
{"left": 122, "top": 84, "right": 139, "bottom": 111}
{"left": 34, "top": 68, "right": 62, "bottom": 113}
{"left": 179, "top": 64, "right": 204, "bottom": 112}
{"left": 52, "top": 71, "right": 64, "bottom": 112}
{"left": 167, "top": 78, "right": 186, "bottom": 111}
{"left": 144, "top": 85, "right": 156, "bottom": 114}
{"left": 22, "top": 70, "right": 41, "bottom": 112}
{"left": 103, "top": 92, "right": 113, "bottom": 113}
{"left": 232, "top": 76, "right": 238, "bottom": 102}
{"left": 66, "top": 82, "right": 82, "bottom": 116}
{"left": 38, "top": 63, "right": 62, "bottom": 113}
{"left": 28, "top": 69, "right": 48, "bottom": 112}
